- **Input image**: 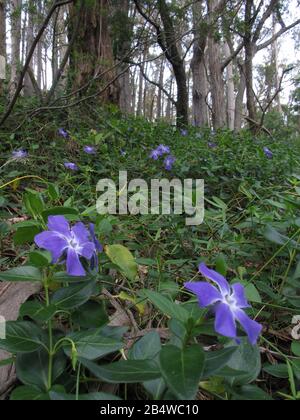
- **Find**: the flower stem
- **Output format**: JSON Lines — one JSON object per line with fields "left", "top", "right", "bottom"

{"left": 44, "top": 281, "right": 53, "bottom": 391}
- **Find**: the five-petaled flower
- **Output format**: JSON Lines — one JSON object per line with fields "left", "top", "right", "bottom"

{"left": 185, "top": 263, "right": 262, "bottom": 345}
{"left": 150, "top": 149, "right": 161, "bottom": 160}
{"left": 58, "top": 128, "right": 69, "bottom": 139}
{"left": 64, "top": 162, "right": 79, "bottom": 171}
{"left": 263, "top": 147, "right": 273, "bottom": 159}
{"left": 12, "top": 150, "right": 28, "bottom": 159}
{"left": 35, "top": 216, "right": 98, "bottom": 276}
{"left": 84, "top": 146, "right": 96, "bottom": 155}
{"left": 164, "top": 155, "right": 176, "bottom": 171}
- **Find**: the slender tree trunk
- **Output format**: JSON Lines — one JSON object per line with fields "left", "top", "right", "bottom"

{"left": 224, "top": 42, "right": 235, "bottom": 130}
{"left": 272, "top": 13, "right": 282, "bottom": 114}
{"left": 9, "top": 0, "right": 22, "bottom": 98}
{"left": 0, "top": 0, "right": 6, "bottom": 95}
{"left": 24, "top": 0, "right": 35, "bottom": 96}
{"left": 234, "top": 63, "right": 246, "bottom": 132}
{"left": 191, "top": 0, "right": 209, "bottom": 127}
{"left": 156, "top": 58, "right": 165, "bottom": 119}
{"left": 207, "top": 0, "right": 226, "bottom": 129}
{"left": 157, "top": 0, "right": 188, "bottom": 127}
{"left": 245, "top": 0, "right": 257, "bottom": 130}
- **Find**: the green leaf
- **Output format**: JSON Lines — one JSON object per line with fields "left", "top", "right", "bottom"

{"left": 63, "top": 329, "right": 123, "bottom": 360}
{"left": 225, "top": 339, "right": 261, "bottom": 386}
{"left": 264, "top": 225, "right": 300, "bottom": 250}
{"left": 10, "top": 386, "right": 49, "bottom": 401}
{"left": 42, "top": 207, "right": 79, "bottom": 222}
{"left": 231, "top": 385, "right": 273, "bottom": 401}
{"left": 14, "top": 225, "right": 41, "bottom": 245}
{"left": 47, "top": 183, "right": 60, "bottom": 201}
{"left": 51, "top": 281, "right": 97, "bottom": 310}
{"left": 28, "top": 251, "right": 52, "bottom": 268}
{"left": 292, "top": 341, "right": 300, "bottom": 357}
{"left": 24, "top": 191, "right": 44, "bottom": 218}
{"left": 80, "top": 358, "right": 161, "bottom": 383}
{"left": 160, "top": 345, "right": 205, "bottom": 400}
{"left": 16, "top": 349, "right": 66, "bottom": 391}
{"left": 72, "top": 301, "right": 108, "bottom": 329}
{"left": 143, "top": 290, "right": 189, "bottom": 323}
{"left": 0, "top": 266, "right": 43, "bottom": 282}
{"left": 0, "top": 322, "right": 46, "bottom": 353}
{"left": 129, "top": 331, "right": 161, "bottom": 361}
{"left": 105, "top": 244, "right": 138, "bottom": 282}
{"left": 20, "top": 301, "right": 57, "bottom": 323}
{"left": 49, "top": 392, "right": 121, "bottom": 401}
{"left": 264, "top": 364, "right": 289, "bottom": 379}
{"left": 203, "top": 347, "right": 238, "bottom": 378}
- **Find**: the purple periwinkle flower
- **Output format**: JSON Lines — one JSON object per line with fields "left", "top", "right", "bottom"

{"left": 180, "top": 129, "right": 188, "bottom": 137}
{"left": 164, "top": 155, "right": 176, "bottom": 171}
{"left": 84, "top": 146, "right": 96, "bottom": 155}
{"left": 35, "top": 216, "right": 97, "bottom": 276}
{"left": 64, "top": 162, "right": 78, "bottom": 171}
{"left": 12, "top": 150, "right": 28, "bottom": 159}
{"left": 208, "top": 142, "right": 218, "bottom": 149}
{"left": 263, "top": 147, "right": 273, "bottom": 159}
{"left": 157, "top": 144, "right": 171, "bottom": 155}
{"left": 120, "top": 150, "right": 127, "bottom": 157}
{"left": 58, "top": 128, "right": 70, "bottom": 139}
{"left": 150, "top": 149, "right": 161, "bottom": 161}
{"left": 185, "top": 263, "right": 262, "bottom": 345}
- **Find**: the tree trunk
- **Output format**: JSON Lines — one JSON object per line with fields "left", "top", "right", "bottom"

{"left": 9, "top": 0, "right": 22, "bottom": 98}
{"left": 117, "top": 0, "right": 133, "bottom": 114}
{"left": 191, "top": 0, "right": 209, "bottom": 127}
{"left": 245, "top": 0, "right": 257, "bottom": 130}
{"left": 234, "top": 63, "right": 246, "bottom": 132}
{"left": 24, "top": 0, "right": 35, "bottom": 96}
{"left": 157, "top": 0, "right": 188, "bottom": 127}
{"left": 69, "top": 0, "right": 119, "bottom": 103}
{"left": 0, "top": 0, "right": 6, "bottom": 95}
{"left": 207, "top": 0, "right": 226, "bottom": 129}
{"left": 224, "top": 42, "right": 235, "bottom": 130}
{"left": 157, "top": 58, "right": 165, "bottom": 119}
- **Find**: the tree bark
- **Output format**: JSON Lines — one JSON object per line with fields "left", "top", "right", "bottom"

{"left": 157, "top": 0, "right": 188, "bottom": 127}
{"left": 244, "top": 0, "right": 257, "bottom": 130}
{"left": 69, "top": 0, "right": 119, "bottom": 103}
{"left": 207, "top": 0, "right": 226, "bottom": 129}
{"left": 9, "top": 0, "right": 22, "bottom": 98}
{"left": 191, "top": 0, "right": 209, "bottom": 127}
{"left": 234, "top": 63, "right": 246, "bottom": 132}
{"left": 0, "top": 0, "right": 6, "bottom": 95}
{"left": 224, "top": 42, "right": 235, "bottom": 130}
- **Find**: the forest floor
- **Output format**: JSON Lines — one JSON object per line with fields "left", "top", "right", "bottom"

{"left": 1, "top": 109, "right": 300, "bottom": 400}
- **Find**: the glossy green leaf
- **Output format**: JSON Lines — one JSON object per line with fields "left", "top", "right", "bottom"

{"left": 0, "top": 266, "right": 43, "bottom": 282}
{"left": 160, "top": 345, "right": 205, "bottom": 400}
{"left": 80, "top": 358, "right": 161, "bottom": 383}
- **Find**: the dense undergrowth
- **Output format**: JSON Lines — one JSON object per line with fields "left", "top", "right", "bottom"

{"left": 1, "top": 107, "right": 300, "bottom": 400}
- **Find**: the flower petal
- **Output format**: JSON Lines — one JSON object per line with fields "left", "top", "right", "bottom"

{"left": 79, "top": 242, "right": 96, "bottom": 259}
{"left": 72, "top": 222, "right": 90, "bottom": 243}
{"left": 234, "top": 309, "right": 262, "bottom": 345}
{"left": 47, "top": 216, "right": 70, "bottom": 237}
{"left": 199, "top": 263, "right": 230, "bottom": 295}
{"left": 66, "top": 248, "right": 86, "bottom": 277}
{"left": 35, "top": 231, "right": 68, "bottom": 262}
{"left": 231, "top": 283, "right": 250, "bottom": 309}
{"left": 214, "top": 302, "right": 237, "bottom": 340}
{"left": 185, "top": 282, "right": 222, "bottom": 307}
{"left": 89, "top": 224, "right": 103, "bottom": 252}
